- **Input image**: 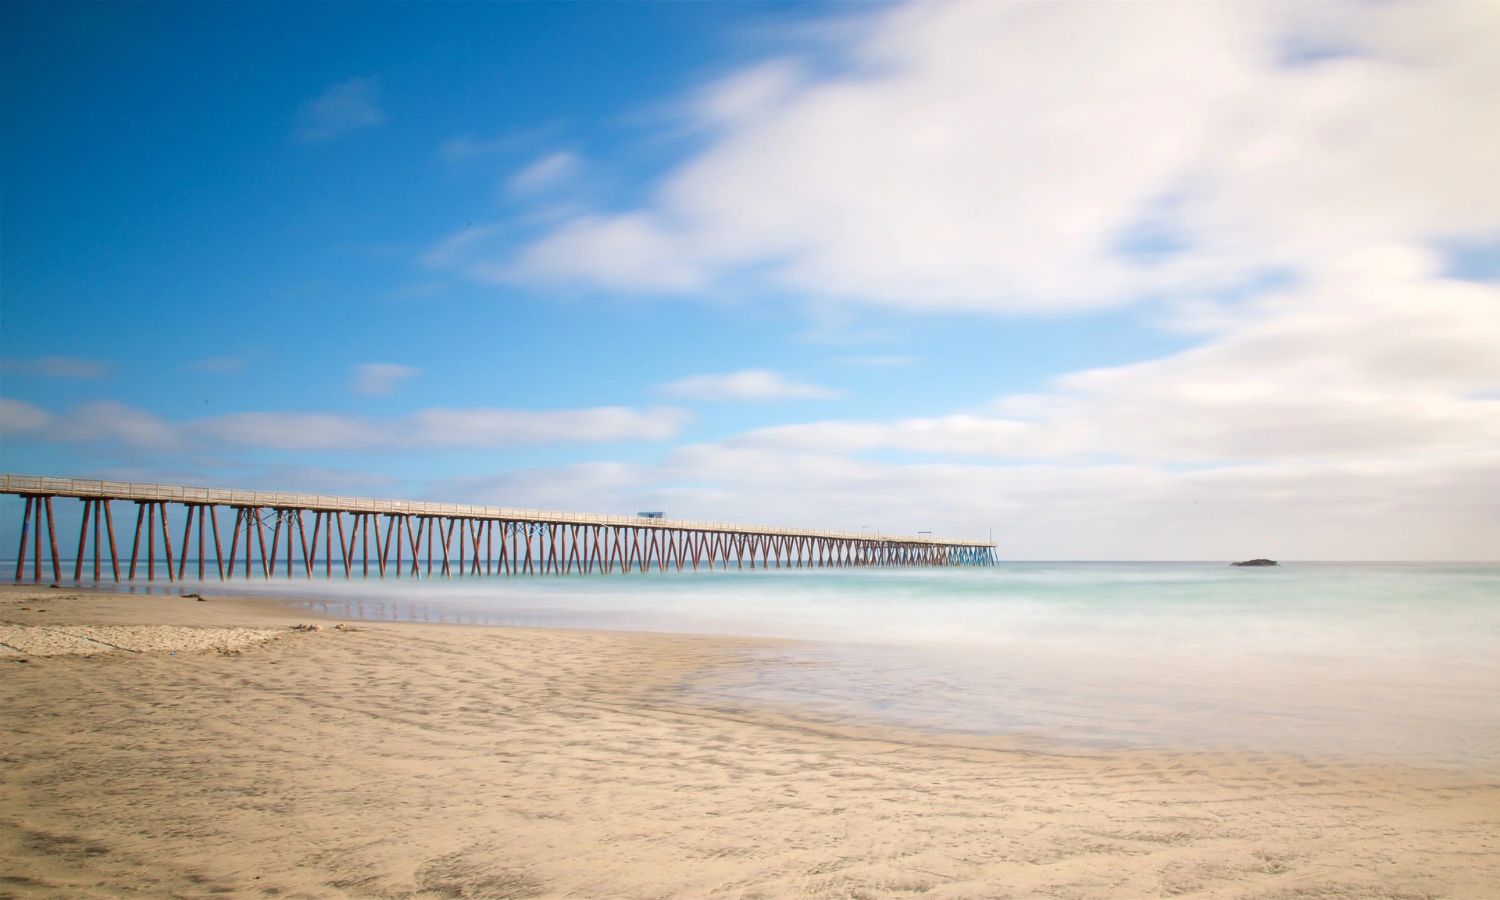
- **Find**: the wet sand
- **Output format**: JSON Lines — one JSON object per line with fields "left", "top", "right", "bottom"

{"left": 1, "top": 584, "right": 1496, "bottom": 898}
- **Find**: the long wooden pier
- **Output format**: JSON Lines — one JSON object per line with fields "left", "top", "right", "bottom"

{"left": 3, "top": 474, "right": 996, "bottom": 583}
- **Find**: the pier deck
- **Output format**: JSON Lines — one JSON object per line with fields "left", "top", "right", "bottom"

{"left": 3, "top": 474, "right": 996, "bottom": 583}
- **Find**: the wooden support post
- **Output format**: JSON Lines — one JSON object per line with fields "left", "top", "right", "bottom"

{"left": 176, "top": 505, "right": 195, "bottom": 582}
{"left": 197, "top": 505, "right": 207, "bottom": 580}
{"left": 509, "top": 522, "right": 518, "bottom": 576}
{"left": 74, "top": 499, "right": 92, "bottom": 582}
{"left": 470, "top": 521, "right": 483, "bottom": 576}
{"left": 93, "top": 501, "right": 104, "bottom": 581}
{"left": 43, "top": 496, "right": 61, "bottom": 583}
{"left": 444, "top": 518, "right": 457, "bottom": 577}
{"left": 484, "top": 520, "right": 492, "bottom": 576}
{"left": 145, "top": 503, "right": 156, "bottom": 581}
{"left": 344, "top": 514, "right": 360, "bottom": 579}
{"left": 227, "top": 509, "right": 242, "bottom": 577}
{"left": 285, "top": 510, "right": 296, "bottom": 579}
{"left": 209, "top": 506, "right": 224, "bottom": 580}
{"left": 268, "top": 510, "right": 283, "bottom": 577}
{"left": 405, "top": 515, "right": 421, "bottom": 577}
{"left": 453, "top": 519, "right": 465, "bottom": 576}
{"left": 496, "top": 522, "right": 509, "bottom": 576}
{"left": 391, "top": 514, "right": 402, "bottom": 577}
{"left": 29, "top": 498, "right": 43, "bottom": 582}
{"left": 254, "top": 509, "right": 270, "bottom": 579}
{"left": 155, "top": 502, "right": 173, "bottom": 582}
{"left": 335, "top": 512, "right": 349, "bottom": 578}
{"left": 297, "top": 511, "right": 313, "bottom": 578}
{"left": 103, "top": 500, "right": 121, "bottom": 582}
{"left": 375, "top": 514, "right": 389, "bottom": 577}
{"left": 451, "top": 518, "right": 462, "bottom": 577}
{"left": 244, "top": 509, "right": 256, "bottom": 578}
{"left": 14, "top": 496, "right": 32, "bottom": 582}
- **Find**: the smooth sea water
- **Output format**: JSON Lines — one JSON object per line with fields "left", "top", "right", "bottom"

{"left": 104, "top": 562, "right": 1500, "bottom": 769}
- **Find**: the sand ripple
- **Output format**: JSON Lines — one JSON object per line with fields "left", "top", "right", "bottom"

{"left": 0, "top": 624, "right": 284, "bottom": 656}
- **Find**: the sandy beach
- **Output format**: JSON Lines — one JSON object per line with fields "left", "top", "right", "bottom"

{"left": 2, "top": 584, "right": 1496, "bottom": 899}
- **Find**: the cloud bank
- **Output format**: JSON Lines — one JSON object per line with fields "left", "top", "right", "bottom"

{"left": 0, "top": 401, "right": 690, "bottom": 452}
{"left": 659, "top": 370, "right": 838, "bottom": 402}
{"left": 476, "top": 2, "right": 1500, "bottom": 313}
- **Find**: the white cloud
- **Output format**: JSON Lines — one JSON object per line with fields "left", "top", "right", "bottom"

{"left": 0, "top": 398, "right": 52, "bottom": 433}
{"left": 421, "top": 225, "right": 501, "bottom": 268}
{"left": 659, "top": 369, "right": 839, "bottom": 402}
{"left": 197, "top": 412, "right": 383, "bottom": 451}
{"left": 295, "top": 77, "right": 386, "bottom": 143}
{"left": 1, "top": 401, "right": 691, "bottom": 452}
{"left": 439, "top": 134, "right": 516, "bottom": 163}
{"left": 351, "top": 363, "right": 420, "bottom": 396}
{"left": 0, "top": 356, "right": 110, "bottom": 378}
{"left": 508, "top": 212, "right": 705, "bottom": 290}
{"left": 31, "top": 401, "right": 178, "bottom": 451}
{"left": 480, "top": 2, "right": 1500, "bottom": 313}
{"left": 692, "top": 58, "right": 806, "bottom": 126}
{"left": 404, "top": 407, "right": 687, "bottom": 448}
{"left": 507, "top": 151, "right": 581, "bottom": 195}
{"left": 733, "top": 250, "right": 1500, "bottom": 464}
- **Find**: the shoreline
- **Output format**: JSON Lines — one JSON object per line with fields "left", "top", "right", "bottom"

{"left": 3, "top": 584, "right": 1498, "bottom": 897}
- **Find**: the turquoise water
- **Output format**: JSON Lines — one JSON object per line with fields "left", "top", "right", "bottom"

{"left": 106, "top": 562, "right": 1500, "bottom": 768}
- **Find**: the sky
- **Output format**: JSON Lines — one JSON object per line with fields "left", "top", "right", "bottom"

{"left": 2, "top": 0, "right": 1498, "bottom": 560}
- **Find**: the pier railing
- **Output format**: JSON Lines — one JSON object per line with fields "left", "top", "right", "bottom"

{"left": 3, "top": 474, "right": 996, "bottom": 583}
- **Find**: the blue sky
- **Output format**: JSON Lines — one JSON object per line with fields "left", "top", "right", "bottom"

{"left": 3, "top": 1, "right": 1498, "bottom": 559}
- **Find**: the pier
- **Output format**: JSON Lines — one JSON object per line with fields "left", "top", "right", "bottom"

{"left": 3, "top": 474, "right": 996, "bottom": 583}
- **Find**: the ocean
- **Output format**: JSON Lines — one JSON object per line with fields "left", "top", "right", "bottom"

{"left": 53, "top": 561, "right": 1500, "bottom": 770}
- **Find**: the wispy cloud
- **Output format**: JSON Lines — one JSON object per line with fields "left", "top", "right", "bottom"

{"left": 0, "top": 355, "right": 110, "bottom": 378}
{"left": 295, "top": 77, "right": 386, "bottom": 143}
{"left": 439, "top": 134, "right": 517, "bottom": 164}
{"left": 735, "top": 250, "right": 1500, "bottom": 463}
{"left": 422, "top": 224, "right": 501, "bottom": 268}
{"left": 835, "top": 354, "right": 917, "bottom": 368}
{"left": 659, "top": 369, "right": 839, "bottom": 402}
{"left": 350, "top": 363, "right": 419, "bottom": 396}
{"left": 0, "top": 399, "right": 177, "bottom": 451}
{"left": 2, "top": 400, "right": 691, "bottom": 452}
{"left": 507, "top": 150, "right": 581, "bottom": 195}
{"left": 492, "top": 3, "right": 1500, "bottom": 313}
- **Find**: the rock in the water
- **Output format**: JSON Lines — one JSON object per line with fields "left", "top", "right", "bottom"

{"left": 1231, "top": 558, "right": 1279, "bottom": 567}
